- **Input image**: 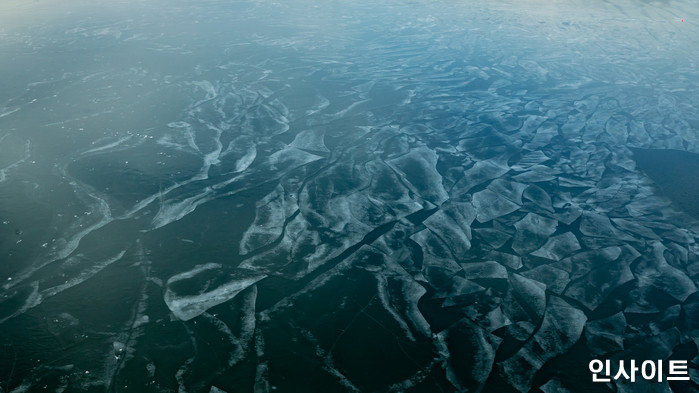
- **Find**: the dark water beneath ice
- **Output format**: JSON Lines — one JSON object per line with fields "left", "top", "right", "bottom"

{"left": 1, "top": 0, "right": 698, "bottom": 392}
{"left": 632, "top": 148, "right": 699, "bottom": 220}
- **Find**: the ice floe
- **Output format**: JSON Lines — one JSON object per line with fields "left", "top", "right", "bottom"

{"left": 499, "top": 296, "right": 586, "bottom": 392}
{"left": 530, "top": 232, "right": 581, "bottom": 261}
{"left": 164, "top": 265, "right": 266, "bottom": 321}
{"left": 512, "top": 213, "right": 558, "bottom": 255}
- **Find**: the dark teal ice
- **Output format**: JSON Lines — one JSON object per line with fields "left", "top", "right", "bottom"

{"left": 1, "top": 0, "right": 698, "bottom": 392}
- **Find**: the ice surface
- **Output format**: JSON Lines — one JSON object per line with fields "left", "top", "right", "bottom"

{"left": 474, "top": 227, "right": 512, "bottom": 250}
{"left": 450, "top": 158, "right": 510, "bottom": 196}
{"left": 388, "top": 146, "right": 449, "bottom": 205}
{"left": 539, "top": 378, "right": 570, "bottom": 393}
{"left": 423, "top": 202, "right": 476, "bottom": 260}
{"left": 500, "top": 296, "right": 586, "bottom": 392}
{"left": 511, "top": 150, "right": 551, "bottom": 170}
{"left": 378, "top": 259, "right": 433, "bottom": 338}
{"left": 151, "top": 189, "right": 213, "bottom": 229}
{"left": 512, "top": 213, "right": 558, "bottom": 255}
{"left": 411, "top": 229, "right": 463, "bottom": 286}
{"left": 585, "top": 312, "right": 626, "bottom": 356}
{"left": 472, "top": 189, "right": 520, "bottom": 223}
{"left": 522, "top": 184, "right": 554, "bottom": 213}
{"left": 511, "top": 167, "right": 558, "bottom": 183}
{"left": 234, "top": 145, "right": 257, "bottom": 173}
{"left": 487, "top": 179, "right": 528, "bottom": 206}
{"left": 634, "top": 241, "right": 697, "bottom": 302}
{"left": 247, "top": 103, "right": 290, "bottom": 137}
{"left": 305, "top": 94, "right": 329, "bottom": 116}
{"left": 521, "top": 265, "right": 569, "bottom": 295}
{"left": 267, "top": 146, "right": 323, "bottom": 171}
{"left": 488, "top": 251, "right": 522, "bottom": 270}
{"left": 289, "top": 129, "right": 330, "bottom": 153}
{"left": 460, "top": 261, "right": 508, "bottom": 281}
{"left": 610, "top": 217, "right": 659, "bottom": 240}
{"left": 530, "top": 232, "right": 581, "bottom": 261}
{"left": 437, "top": 276, "right": 486, "bottom": 306}
{"left": 164, "top": 265, "right": 266, "bottom": 321}
{"left": 497, "top": 320, "right": 538, "bottom": 343}
{"left": 240, "top": 184, "right": 291, "bottom": 254}
{"left": 82, "top": 135, "right": 133, "bottom": 155}
{"left": 552, "top": 204, "right": 583, "bottom": 225}
{"left": 509, "top": 273, "right": 546, "bottom": 319}
{"left": 366, "top": 160, "right": 424, "bottom": 216}
{"left": 523, "top": 121, "right": 558, "bottom": 150}
{"left": 440, "top": 318, "right": 501, "bottom": 391}
{"left": 564, "top": 255, "right": 634, "bottom": 310}
{"left": 3, "top": 1, "right": 699, "bottom": 391}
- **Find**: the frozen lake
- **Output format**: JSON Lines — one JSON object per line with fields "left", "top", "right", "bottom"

{"left": 0, "top": 0, "right": 698, "bottom": 392}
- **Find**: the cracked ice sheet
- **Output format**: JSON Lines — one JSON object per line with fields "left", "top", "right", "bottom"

{"left": 411, "top": 228, "right": 463, "bottom": 288}
{"left": 512, "top": 213, "right": 558, "bottom": 255}
{"left": 472, "top": 189, "right": 520, "bottom": 223}
{"left": 530, "top": 232, "right": 581, "bottom": 261}
{"left": 239, "top": 184, "right": 297, "bottom": 254}
{"left": 423, "top": 201, "right": 476, "bottom": 260}
{"left": 387, "top": 145, "right": 449, "bottom": 206}
{"left": 3, "top": 0, "right": 699, "bottom": 391}
{"left": 450, "top": 157, "right": 510, "bottom": 197}
{"left": 164, "top": 264, "right": 266, "bottom": 321}
{"left": 499, "top": 296, "right": 587, "bottom": 392}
